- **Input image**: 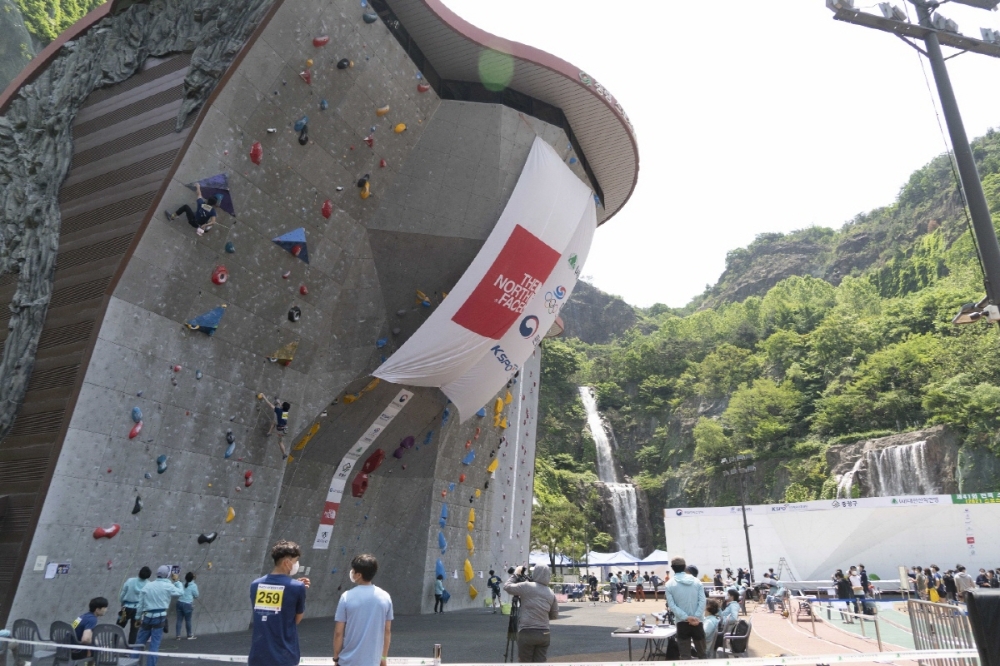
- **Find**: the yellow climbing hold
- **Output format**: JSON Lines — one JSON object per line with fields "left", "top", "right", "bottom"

{"left": 306, "top": 58, "right": 314, "bottom": 68}
{"left": 293, "top": 422, "right": 321, "bottom": 451}
{"left": 376, "top": 105, "right": 390, "bottom": 117}
{"left": 487, "top": 458, "right": 498, "bottom": 473}
{"left": 468, "top": 508, "right": 476, "bottom": 525}
{"left": 494, "top": 398, "right": 503, "bottom": 414}
{"left": 415, "top": 290, "right": 430, "bottom": 305}
{"left": 287, "top": 455, "right": 295, "bottom": 465}
{"left": 475, "top": 488, "right": 481, "bottom": 498}
{"left": 464, "top": 559, "right": 474, "bottom": 582}
{"left": 342, "top": 392, "right": 360, "bottom": 404}
{"left": 271, "top": 340, "right": 299, "bottom": 365}
{"left": 362, "top": 378, "right": 380, "bottom": 394}
{"left": 504, "top": 390, "right": 512, "bottom": 405}
{"left": 466, "top": 534, "right": 474, "bottom": 554}
{"left": 207, "top": 562, "right": 213, "bottom": 570}
{"left": 393, "top": 123, "right": 406, "bottom": 133}
{"left": 360, "top": 181, "right": 371, "bottom": 199}
{"left": 257, "top": 393, "right": 264, "bottom": 400}
{"left": 469, "top": 584, "right": 478, "bottom": 600}
{"left": 493, "top": 414, "right": 501, "bottom": 427}
{"left": 226, "top": 506, "right": 235, "bottom": 523}
{"left": 499, "top": 417, "right": 508, "bottom": 429}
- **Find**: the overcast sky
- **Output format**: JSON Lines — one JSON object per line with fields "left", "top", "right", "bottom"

{"left": 441, "top": 0, "right": 1000, "bottom": 308}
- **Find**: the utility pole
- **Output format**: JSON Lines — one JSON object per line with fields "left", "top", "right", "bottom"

{"left": 721, "top": 454, "right": 757, "bottom": 584}
{"left": 827, "top": 0, "right": 1000, "bottom": 318}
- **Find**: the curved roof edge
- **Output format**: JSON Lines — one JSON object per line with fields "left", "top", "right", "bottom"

{"left": 389, "top": 0, "right": 640, "bottom": 223}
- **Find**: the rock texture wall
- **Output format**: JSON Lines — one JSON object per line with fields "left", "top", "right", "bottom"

{"left": 7, "top": 0, "right": 582, "bottom": 630}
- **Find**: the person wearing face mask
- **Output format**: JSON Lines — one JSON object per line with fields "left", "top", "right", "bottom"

{"left": 249, "top": 540, "right": 311, "bottom": 666}
{"left": 333, "top": 554, "right": 394, "bottom": 666}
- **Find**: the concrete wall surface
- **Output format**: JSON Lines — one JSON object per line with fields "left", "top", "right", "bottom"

{"left": 8, "top": 0, "right": 581, "bottom": 631}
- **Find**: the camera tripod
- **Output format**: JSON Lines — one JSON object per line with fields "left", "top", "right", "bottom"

{"left": 503, "top": 596, "right": 520, "bottom": 662}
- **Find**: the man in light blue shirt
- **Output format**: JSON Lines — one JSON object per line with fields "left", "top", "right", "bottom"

{"left": 333, "top": 554, "right": 394, "bottom": 666}
{"left": 118, "top": 566, "right": 151, "bottom": 643}
{"left": 665, "top": 557, "right": 706, "bottom": 660}
{"left": 135, "top": 566, "right": 182, "bottom": 666}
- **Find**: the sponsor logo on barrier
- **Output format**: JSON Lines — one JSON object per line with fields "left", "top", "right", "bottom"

{"left": 770, "top": 503, "right": 809, "bottom": 512}
{"left": 891, "top": 497, "right": 941, "bottom": 505}
{"left": 952, "top": 492, "right": 1000, "bottom": 504}
{"left": 452, "top": 225, "right": 559, "bottom": 339}
{"left": 675, "top": 509, "right": 705, "bottom": 516}
{"left": 544, "top": 287, "right": 566, "bottom": 313}
{"left": 831, "top": 500, "right": 859, "bottom": 508}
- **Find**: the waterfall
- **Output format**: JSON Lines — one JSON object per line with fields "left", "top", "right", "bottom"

{"left": 837, "top": 441, "right": 937, "bottom": 498}
{"left": 579, "top": 386, "right": 642, "bottom": 556}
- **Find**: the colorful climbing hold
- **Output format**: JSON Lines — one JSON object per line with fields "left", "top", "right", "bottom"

{"left": 197, "top": 532, "right": 218, "bottom": 545}
{"left": 464, "top": 559, "right": 474, "bottom": 582}
{"left": 196, "top": 370, "right": 203, "bottom": 380}
{"left": 376, "top": 105, "right": 390, "bottom": 117}
{"left": 363, "top": 11, "right": 378, "bottom": 23}
{"left": 321, "top": 199, "right": 333, "bottom": 219}
{"left": 273, "top": 228, "right": 310, "bottom": 263}
{"left": 392, "top": 446, "right": 405, "bottom": 459}
{"left": 417, "top": 83, "right": 430, "bottom": 93}
{"left": 351, "top": 473, "right": 369, "bottom": 498}
{"left": 299, "top": 70, "right": 312, "bottom": 85}
{"left": 245, "top": 470, "right": 254, "bottom": 487}
{"left": 379, "top": 158, "right": 387, "bottom": 168}
{"left": 298, "top": 127, "right": 309, "bottom": 145}
{"left": 282, "top": 271, "right": 291, "bottom": 279}
{"left": 462, "top": 450, "right": 475, "bottom": 465}
{"left": 569, "top": 157, "right": 578, "bottom": 164}
{"left": 337, "top": 58, "right": 353, "bottom": 69}
{"left": 225, "top": 241, "right": 235, "bottom": 254}
{"left": 299, "top": 284, "right": 309, "bottom": 297}
{"left": 131, "top": 496, "right": 143, "bottom": 514}
{"left": 305, "top": 58, "right": 314, "bottom": 68}
{"left": 320, "top": 99, "right": 329, "bottom": 111}
{"left": 487, "top": 458, "right": 499, "bottom": 474}
{"left": 442, "top": 408, "right": 450, "bottom": 425}
{"left": 129, "top": 422, "right": 143, "bottom": 439}
{"left": 93, "top": 524, "right": 121, "bottom": 540}
{"left": 363, "top": 134, "right": 374, "bottom": 148}
{"left": 211, "top": 265, "right": 228, "bottom": 285}
{"left": 313, "top": 35, "right": 330, "bottom": 47}
{"left": 436, "top": 559, "right": 446, "bottom": 578}
{"left": 469, "top": 584, "right": 478, "bottom": 600}
{"left": 144, "top": 472, "right": 151, "bottom": 479}
{"left": 459, "top": 473, "right": 466, "bottom": 483}
{"left": 131, "top": 407, "right": 142, "bottom": 423}
{"left": 475, "top": 489, "right": 481, "bottom": 498}
{"left": 376, "top": 338, "right": 387, "bottom": 348}
{"left": 225, "top": 441, "right": 236, "bottom": 459}
{"left": 393, "top": 123, "right": 406, "bottom": 133}
{"left": 185, "top": 305, "right": 227, "bottom": 336}
{"left": 226, "top": 506, "right": 235, "bottom": 523}
{"left": 466, "top": 534, "right": 474, "bottom": 554}
{"left": 476, "top": 407, "right": 487, "bottom": 418}
{"left": 288, "top": 306, "right": 302, "bottom": 322}
{"left": 156, "top": 455, "right": 168, "bottom": 474}
{"left": 504, "top": 390, "right": 513, "bottom": 405}
{"left": 250, "top": 141, "right": 263, "bottom": 165}
{"left": 438, "top": 531, "right": 447, "bottom": 553}
{"left": 174, "top": 365, "right": 182, "bottom": 373}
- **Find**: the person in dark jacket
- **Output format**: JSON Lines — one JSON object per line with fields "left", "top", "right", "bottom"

{"left": 835, "top": 573, "right": 855, "bottom": 624}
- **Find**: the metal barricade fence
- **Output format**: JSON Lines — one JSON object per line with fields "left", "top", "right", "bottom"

{"left": 907, "top": 599, "right": 977, "bottom": 666}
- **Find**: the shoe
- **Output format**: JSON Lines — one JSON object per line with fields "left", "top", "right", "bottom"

{"left": 164, "top": 210, "right": 174, "bottom": 221}
{"left": 175, "top": 636, "right": 182, "bottom": 640}
{"left": 188, "top": 636, "right": 197, "bottom": 640}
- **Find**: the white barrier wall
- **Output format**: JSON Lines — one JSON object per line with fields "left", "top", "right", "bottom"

{"left": 664, "top": 494, "right": 1000, "bottom": 581}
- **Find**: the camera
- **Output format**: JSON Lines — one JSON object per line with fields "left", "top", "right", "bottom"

{"left": 508, "top": 565, "right": 532, "bottom": 583}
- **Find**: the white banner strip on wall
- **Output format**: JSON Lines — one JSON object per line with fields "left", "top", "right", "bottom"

{"left": 668, "top": 494, "right": 955, "bottom": 518}
{"left": 441, "top": 198, "right": 596, "bottom": 418}
{"left": 374, "top": 137, "right": 595, "bottom": 418}
{"left": 312, "top": 390, "right": 413, "bottom": 550}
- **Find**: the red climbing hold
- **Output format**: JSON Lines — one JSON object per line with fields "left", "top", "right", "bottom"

{"left": 322, "top": 199, "right": 333, "bottom": 218}
{"left": 300, "top": 284, "right": 309, "bottom": 296}
{"left": 292, "top": 245, "right": 302, "bottom": 257}
{"left": 300, "top": 70, "right": 312, "bottom": 85}
{"left": 107, "top": 560, "right": 113, "bottom": 570}
{"left": 282, "top": 271, "right": 291, "bottom": 279}
{"left": 129, "top": 422, "right": 143, "bottom": 439}
{"left": 363, "top": 134, "right": 374, "bottom": 148}
{"left": 212, "top": 265, "right": 228, "bottom": 285}
{"left": 361, "top": 448, "right": 385, "bottom": 474}
{"left": 474, "top": 427, "right": 481, "bottom": 439}
{"left": 250, "top": 141, "right": 263, "bottom": 165}
{"left": 173, "top": 365, "right": 182, "bottom": 372}
{"left": 417, "top": 83, "right": 430, "bottom": 93}
{"left": 441, "top": 490, "right": 447, "bottom": 497}
{"left": 351, "top": 473, "right": 369, "bottom": 498}
{"left": 313, "top": 35, "right": 330, "bottom": 47}
{"left": 459, "top": 474, "right": 466, "bottom": 483}
{"left": 93, "top": 524, "right": 121, "bottom": 539}
{"left": 245, "top": 470, "right": 254, "bottom": 487}
{"left": 465, "top": 440, "right": 471, "bottom": 449}
{"left": 379, "top": 158, "right": 387, "bottom": 168}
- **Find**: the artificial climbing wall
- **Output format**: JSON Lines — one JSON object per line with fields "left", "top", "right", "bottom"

{"left": 5, "top": 0, "right": 576, "bottom": 630}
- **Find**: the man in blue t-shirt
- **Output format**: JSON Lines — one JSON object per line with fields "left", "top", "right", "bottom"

{"left": 164, "top": 182, "right": 222, "bottom": 234}
{"left": 333, "top": 554, "right": 394, "bottom": 666}
{"left": 260, "top": 395, "right": 292, "bottom": 459}
{"left": 71, "top": 597, "right": 108, "bottom": 660}
{"left": 249, "top": 540, "right": 310, "bottom": 666}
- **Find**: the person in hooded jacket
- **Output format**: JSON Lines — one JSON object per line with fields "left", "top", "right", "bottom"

{"left": 504, "top": 563, "right": 559, "bottom": 662}
{"left": 665, "top": 557, "right": 706, "bottom": 660}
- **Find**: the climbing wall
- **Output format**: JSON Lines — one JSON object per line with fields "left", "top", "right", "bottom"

{"left": 7, "top": 0, "right": 585, "bottom": 630}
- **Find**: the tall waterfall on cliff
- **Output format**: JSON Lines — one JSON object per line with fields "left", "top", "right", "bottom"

{"left": 837, "top": 440, "right": 937, "bottom": 498}
{"left": 579, "top": 386, "right": 642, "bottom": 556}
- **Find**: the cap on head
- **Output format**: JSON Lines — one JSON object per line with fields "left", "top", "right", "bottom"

{"left": 211, "top": 194, "right": 223, "bottom": 206}
{"left": 156, "top": 565, "right": 171, "bottom": 578}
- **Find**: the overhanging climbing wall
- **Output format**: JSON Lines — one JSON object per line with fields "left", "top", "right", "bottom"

{"left": 2, "top": 0, "right": 632, "bottom": 630}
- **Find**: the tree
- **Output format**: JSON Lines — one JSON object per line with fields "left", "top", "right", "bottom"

{"left": 783, "top": 483, "right": 814, "bottom": 503}
{"left": 530, "top": 499, "right": 588, "bottom": 570}
{"left": 723, "top": 378, "right": 802, "bottom": 449}
{"left": 693, "top": 418, "right": 733, "bottom": 462}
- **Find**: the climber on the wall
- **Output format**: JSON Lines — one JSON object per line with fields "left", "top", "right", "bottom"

{"left": 259, "top": 394, "right": 291, "bottom": 459}
{"left": 164, "top": 182, "right": 222, "bottom": 234}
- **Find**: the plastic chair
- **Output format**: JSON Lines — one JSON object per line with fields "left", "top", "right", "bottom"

{"left": 12, "top": 619, "right": 56, "bottom": 664}
{"left": 721, "top": 618, "right": 752, "bottom": 658}
{"left": 92, "top": 624, "right": 144, "bottom": 666}
{"left": 50, "top": 620, "right": 94, "bottom": 665}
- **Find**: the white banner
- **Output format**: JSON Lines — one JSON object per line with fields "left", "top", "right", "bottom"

{"left": 668, "top": 494, "right": 954, "bottom": 519}
{"left": 441, "top": 198, "right": 595, "bottom": 417}
{"left": 313, "top": 390, "right": 412, "bottom": 549}
{"left": 374, "top": 137, "right": 595, "bottom": 419}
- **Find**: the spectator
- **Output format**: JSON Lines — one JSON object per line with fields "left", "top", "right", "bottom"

{"left": 702, "top": 599, "right": 722, "bottom": 659}
{"left": 943, "top": 570, "right": 957, "bottom": 603}
{"left": 976, "top": 569, "right": 989, "bottom": 588}
{"left": 665, "top": 557, "right": 706, "bottom": 660}
{"left": 848, "top": 567, "right": 864, "bottom": 614}
{"left": 249, "top": 540, "right": 310, "bottom": 666}
{"left": 989, "top": 570, "right": 999, "bottom": 589}
{"left": 434, "top": 575, "right": 445, "bottom": 614}
{"left": 650, "top": 572, "right": 662, "bottom": 600}
{"left": 588, "top": 574, "right": 599, "bottom": 598}
{"left": 135, "top": 566, "right": 183, "bottom": 666}
{"left": 488, "top": 570, "right": 503, "bottom": 612}
{"left": 859, "top": 565, "right": 870, "bottom": 596}
{"left": 713, "top": 569, "right": 724, "bottom": 591}
{"left": 955, "top": 566, "right": 975, "bottom": 600}
{"left": 164, "top": 184, "right": 222, "bottom": 234}
{"left": 635, "top": 577, "right": 645, "bottom": 602}
{"left": 504, "top": 564, "right": 558, "bottom": 663}
{"left": 765, "top": 584, "right": 786, "bottom": 613}
{"left": 916, "top": 568, "right": 928, "bottom": 600}
{"left": 834, "top": 572, "right": 855, "bottom": 624}
{"left": 175, "top": 572, "right": 199, "bottom": 640}
{"left": 721, "top": 589, "right": 741, "bottom": 625}
{"left": 610, "top": 572, "right": 621, "bottom": 603}
{"left": 118, "top": 566, "right": 151, "bottom": 643}
{"left": 71, "top": 597, "right": 108, "bottom": 661}
{"left": 333, "top": 554, "right": 394, "bottom": 666}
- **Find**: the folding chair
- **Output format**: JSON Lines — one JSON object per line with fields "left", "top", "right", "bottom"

{"left": 721, "top": 618, "right": 753, "bottom": 658}
{"left": 50, "top": 620, "right": 95, "bottom": 665}
{"left": 92, "top": 624, "right": 144, "bottom": 666}
{"left": 12, "top": 619, "right": 56, "bottom": 665}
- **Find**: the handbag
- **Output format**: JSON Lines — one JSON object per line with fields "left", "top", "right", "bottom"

{"left": 441, "top": 589, "right": 451, "bottom": 603}
{"left": 929, "top": 588, "right": 940, "bottom": 603}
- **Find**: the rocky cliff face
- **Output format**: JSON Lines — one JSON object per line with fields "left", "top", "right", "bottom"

{"left": 559, "top": 280, "right": 637, "bottom": 344}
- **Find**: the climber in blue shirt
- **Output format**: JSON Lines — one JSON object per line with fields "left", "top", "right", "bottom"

{"left": 71, "top": 597, "right": 108, "bottom": 661}
{"left": 164, "top": 182, "right": 222, "bottom": 233}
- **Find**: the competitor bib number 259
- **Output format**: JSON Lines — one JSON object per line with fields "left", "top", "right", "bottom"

{"left": 255, "top": 584, "right": 284, "bottom": 612}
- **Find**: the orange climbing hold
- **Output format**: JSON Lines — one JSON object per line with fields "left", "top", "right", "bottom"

{"left": 459, "top": 474, "right": 466, "bottom": 483}
{"left": 376, "top": 105, "right": 390, "bottom": 117}
{"left": 393, "top": 123, "right": 406, "bottom": 133}
{"left": 250, "top": 141, "right": 263, "bottom": 165}
{"left": 93, "top": 524, "right": 121, "bottom": 539}
{"left": 129, "top": 422, "right": 143, "bottom": 439}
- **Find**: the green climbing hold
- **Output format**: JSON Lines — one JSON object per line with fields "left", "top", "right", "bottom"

{"left": 363, "top": 11, "right": 378, "bottom": 23}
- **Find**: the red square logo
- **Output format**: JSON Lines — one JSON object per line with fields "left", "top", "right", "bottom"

{"left": 320, "top": 501, "right": 340, "bottom": 525}
{"left": 452, "top": 225, "right": 560, "bottom": 339}
{"left": 967, "top": 536, "right": 975, "bottom": 544}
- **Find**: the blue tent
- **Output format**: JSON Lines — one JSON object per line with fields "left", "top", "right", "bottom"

{"left": 272, "top": 227, "right": 310, "bottom": 263}
{"left": 185, "top": 306, "right": 226, "bottom": 336}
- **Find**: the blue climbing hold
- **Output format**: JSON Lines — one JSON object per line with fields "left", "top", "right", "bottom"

{"left": 225, "top": 241, "right": 235, "bottom": 253}
{"left": 438, "top": 531, "right": 447, "bottom": 553}
{"left": 156, "top": 455, "right": 168, "bottom": 474}
{"left": 144, "top": 472, "right": 152, "bottom": 479}
{"left": 363, "top": 11, "right": 378, "bottom": 23}
{"left": 131, "top": 407, "right": 142, "bottom": 423}
{"left": 436, "top": 559, "right": 445, "bottom": 578}
{"left": 376, "top": 338, "right": 387, "bottom": 348}
{"left": 320, "top": 99, "right": 329, "bottom": 111}
{"left": 294, "top": 116, "right": 309, "bottom": 132}
{"left": 331, "top": 568, "right": 338, "bottom": 574}
{"left": 476, "top": 407, "right": 487, "bottom": 418}
{"left": 272, "top": 228, "right": 310, "bottom": 263}
{"left": 448, "top": 482, "right": 456, "bottom": 492}
{"left": 424, "top": 431, "right": 433, "bottom": 445}
{"left": 416, "top": 72, "right": 423, "bottom": 80}
{"left": 439, "top": 504, "right": 448, "bottom": 527}
{"left": 225, "top": 441, "right": 235, "bottom": 458}
{"left": 185, "top": 306, "right": 227, "bottom": 336}
{"left": 441, "top": 408, "right": 450, "bottom": 425}
{"left": 569, "top": 157, "right": 578, "bottom": 164}
{"left": 462, "top": 450, "right": 475, "bottom": 465}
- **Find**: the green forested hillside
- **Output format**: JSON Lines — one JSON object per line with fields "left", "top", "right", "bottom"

{"left": 15, "top": 0, "right": 104, "bottom": 42}
{"left": 534, "top": 128, "right": 1000, "bottom": 552}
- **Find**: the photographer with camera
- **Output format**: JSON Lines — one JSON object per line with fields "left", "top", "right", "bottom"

{"left": 504, "top": 563, "right": 558, "bottom": 662}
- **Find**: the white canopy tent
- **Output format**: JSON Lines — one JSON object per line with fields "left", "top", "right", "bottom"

{"left": 641, "top": 549, "right": 671, "bottom": 564}
{"left": 528, "top": 550, "right": 576, "bottom": 567}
